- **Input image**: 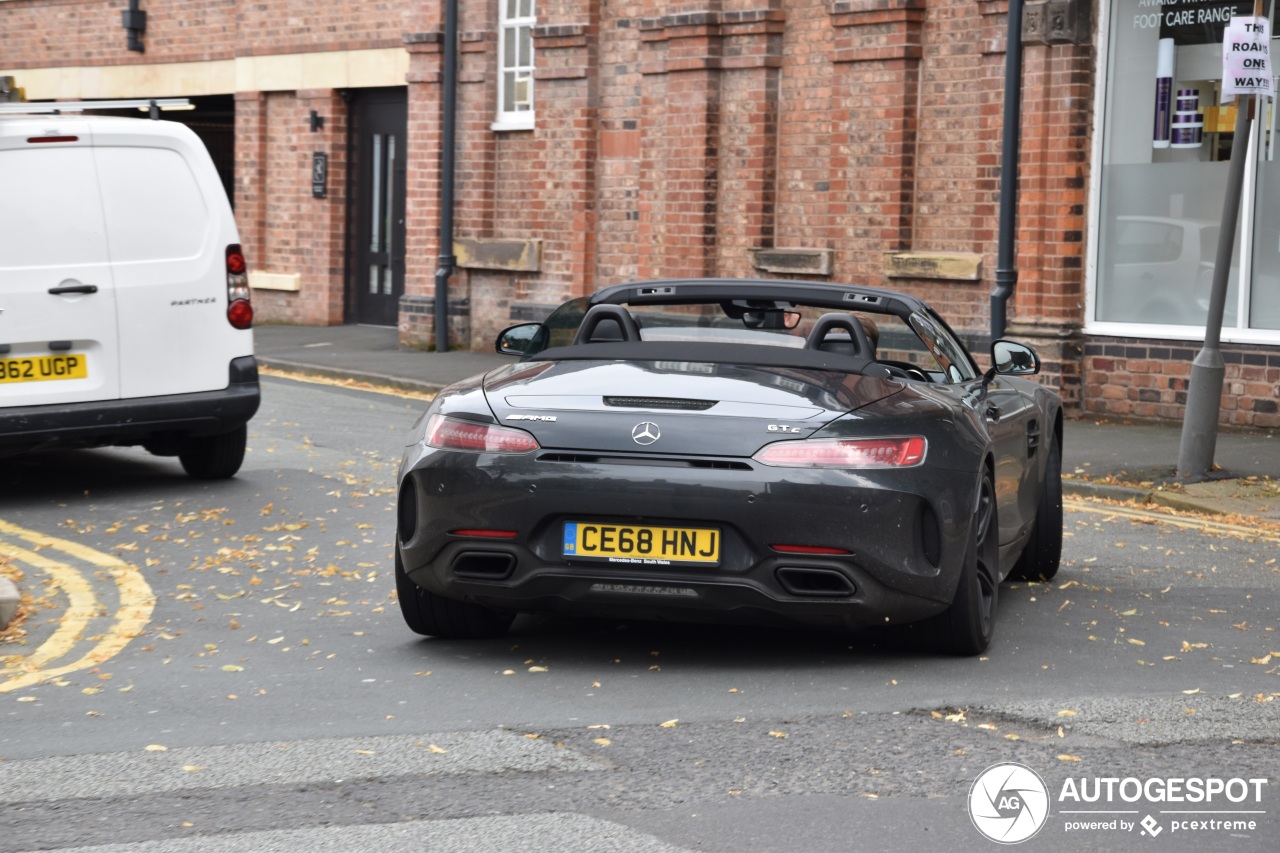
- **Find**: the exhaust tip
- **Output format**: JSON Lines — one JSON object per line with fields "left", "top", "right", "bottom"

{"left": 776, "top": 567, "right": 856, "bottom": 598}
{"left": 451, "top": 551, "right": 517, "bottom": 579}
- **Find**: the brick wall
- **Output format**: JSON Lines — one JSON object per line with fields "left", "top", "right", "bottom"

{"left": 0, "top": 1, "right": 237, "bottom": 69}
{"left": 0, "top": 1, "right": 410, "bottom": 69}
{"left": 231, "top": 91, "right": 346, "bottom": 325}
{"left": 393, "top": 0, "right": 1100, "bottom": 394}
{"left": 1083, "top": 339, "right": 1280, "bottom": 430}
{"left": 8, "top": 0, "right": 1277, "bottom": 427}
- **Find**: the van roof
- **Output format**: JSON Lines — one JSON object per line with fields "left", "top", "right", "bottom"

{"left": 0, "top": 113, "right": 202, "bottom": 143}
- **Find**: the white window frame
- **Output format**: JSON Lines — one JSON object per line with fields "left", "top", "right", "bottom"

{"left": 493, "top": 0, "right": 536, "bottom": 131}
{"left": 1086, "top": 0, "right": 1280, "bottom": 345}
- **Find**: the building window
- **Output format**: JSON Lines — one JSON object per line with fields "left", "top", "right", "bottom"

{"left": 494, "top": 0, "right": 535, "bottom": 131}
{"left": 1091, "top": 0, "right": 1280, "bottom": 341}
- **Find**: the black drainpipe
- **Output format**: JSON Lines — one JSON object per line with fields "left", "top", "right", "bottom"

{"left": 434, "top": 0, "right": 458, "bottom": 352}
{"left": 991, "top": 0, "right": 1024, "bottom": 342}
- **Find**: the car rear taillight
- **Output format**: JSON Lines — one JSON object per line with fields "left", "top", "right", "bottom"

{"left": 423, "top": 415, "right": 540, "bottom": 454}
{"left": 753, "top": 436, "right": 926, "bottom": 468}
{"left": 770, "top": 544, "right": 852, "bottom": 555}
{"left": 226, "top": 244, "right": 253, "bottom": 329}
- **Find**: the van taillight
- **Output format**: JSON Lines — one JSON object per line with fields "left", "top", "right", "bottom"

{"left": 226, "top": 244, "right": 252, "bottom": 329}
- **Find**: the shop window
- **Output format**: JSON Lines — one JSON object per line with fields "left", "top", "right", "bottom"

{"left": 1092, "top": 0, "right": 1280, "bottom": 337}
{"left": 494, "top": 0, "right": 535, "bottom": 131}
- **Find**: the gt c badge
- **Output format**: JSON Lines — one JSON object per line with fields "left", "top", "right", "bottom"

{"left": 631, "top": 422, "right": 661, "bottom": 445}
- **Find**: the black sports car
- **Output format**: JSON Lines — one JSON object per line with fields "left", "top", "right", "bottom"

{"left": 395, "top": 279, "right": 1063, "bottom": 654}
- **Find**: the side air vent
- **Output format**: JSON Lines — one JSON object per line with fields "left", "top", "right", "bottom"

{"left": 604, "top": 396, "right": 716, "bottom": 411}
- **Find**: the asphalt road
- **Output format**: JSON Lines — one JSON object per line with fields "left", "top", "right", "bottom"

{"left": 1, "top": 375, "right": 1277, "bottom": 852}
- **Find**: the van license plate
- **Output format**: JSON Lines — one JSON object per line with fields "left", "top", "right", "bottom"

{"left": 563, "top": 522, "right": 720, "bottom": 566}
{"left": 0, "top": 354, "right": 88, "bottom": 384}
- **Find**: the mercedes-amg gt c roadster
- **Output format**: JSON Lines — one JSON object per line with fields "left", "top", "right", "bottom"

{"left": 396, "top": 279, "right": 1063, "bottom": 654}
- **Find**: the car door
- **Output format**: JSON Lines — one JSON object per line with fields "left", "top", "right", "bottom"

{"left": 909, "top": 310, "right": 1036, "bottom": 548}
{"left": 0, "top": 120, "right": 121, "bottom": 408}
{"left": 979, "top": 375, "right": 1040, "bottom": 546}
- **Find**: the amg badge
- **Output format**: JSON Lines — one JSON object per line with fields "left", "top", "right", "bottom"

{"left": 506, "top": 414, "right": 557, "bottom": 422}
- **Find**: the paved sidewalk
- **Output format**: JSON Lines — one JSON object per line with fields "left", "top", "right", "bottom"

{"left": 253, "top": 323, "right": 1280, "bottom": 523}
{"left": 254, "top": 322, "right": 509, "bottom": 395}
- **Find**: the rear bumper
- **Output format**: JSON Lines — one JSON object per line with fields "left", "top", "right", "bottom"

{"left": 403, "top": 539, "right": 950, "bottom": 630}
{"left": 0, "top": 356, "right": 260, "bottom": 452}
{"left": 397, "top": 445, "right": 977, "bottom": 630}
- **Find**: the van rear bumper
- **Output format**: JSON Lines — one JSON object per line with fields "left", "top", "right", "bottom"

{"left": 0, "top": 356, "right": 261, "bottom": 451}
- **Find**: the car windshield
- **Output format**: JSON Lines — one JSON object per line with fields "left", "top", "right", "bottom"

{"left": 530, "top": 292, "right": 978, "bottom": 384}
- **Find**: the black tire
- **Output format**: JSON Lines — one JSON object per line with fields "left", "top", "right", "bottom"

{"left": 178, "top": 425, "right": 247, "bottom": 480}
{"left": 1009, "top": 437, "right": 1063, "bottom": 582}
{"left": 395, "top": 547, "right": 514, "bottom": 639}
{"left": 932, "top": 469, "right": 999, "bottom": 656}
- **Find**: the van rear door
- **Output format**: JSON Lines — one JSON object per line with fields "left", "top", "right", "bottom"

{"left": 0, "top": 121, "right": 121, "bottom": 407}
{"left": 92, "top": 122, "right": 246, "bottom": 398}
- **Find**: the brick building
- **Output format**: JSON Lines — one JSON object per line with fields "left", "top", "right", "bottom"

{"left": 2, "top": 0, "right": 1278, "bottom": 427}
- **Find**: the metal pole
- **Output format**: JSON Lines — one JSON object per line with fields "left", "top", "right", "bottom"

{"left": 1177, "top": 98, "right": 1252, "bottom": 478}
{"left": 991, "top": 0, "right": 1024, "bottom": 342}
{"left": 1177, "top": 1, "right": 1264, "bottom": 478}
{"left": 433, "top": 0, "right": 458, "bottom": 352}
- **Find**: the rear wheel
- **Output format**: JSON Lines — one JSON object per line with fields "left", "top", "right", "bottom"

{"left": 932, "top": 469, "right": 999, "bottom": 656}
{"left": 1010, "top": 438, "right": 1063, "bottom": 582}
{"left": 178, "top": 426, "right": 247, "bottom": 480}
{"left": 395, "top": 547, "right": 514, "bottom": 639}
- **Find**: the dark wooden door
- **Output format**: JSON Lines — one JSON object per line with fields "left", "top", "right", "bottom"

{"left": 351, "top": 89, "right": 407, "bottom": 326}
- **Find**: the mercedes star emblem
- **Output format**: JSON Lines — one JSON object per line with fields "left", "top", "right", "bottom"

{"left": 631, "top": 422, "right": 661, "bottom": 446}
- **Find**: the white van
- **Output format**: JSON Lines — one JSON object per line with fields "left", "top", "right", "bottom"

{"left": 0, "top": 105, "right": 258, "bottom": 478}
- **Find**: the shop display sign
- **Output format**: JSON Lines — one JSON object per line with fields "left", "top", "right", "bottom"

{"left": 1221, "top": 16, "right": 1274, "bottom": 99}
{"left": 1132, "top": 0, "right": 1257, "bottom": 45}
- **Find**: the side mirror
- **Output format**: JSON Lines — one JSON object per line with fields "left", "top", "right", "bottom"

{"left": 495, "top": 323, "right": 543, "bottom": 355}
{"left": 991, "top": 340, "right": 1040, "bottom": 376}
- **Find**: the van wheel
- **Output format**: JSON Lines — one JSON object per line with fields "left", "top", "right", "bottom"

{"left": 179, "top": 426, "right": 247, "bottom": 479}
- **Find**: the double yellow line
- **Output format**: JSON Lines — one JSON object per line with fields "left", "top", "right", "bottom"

{"left": 1065, "top": 495, "right": 1280, "bottom": 544}
{"left": 0, "top": 518, "right": 155, "bottom": 693}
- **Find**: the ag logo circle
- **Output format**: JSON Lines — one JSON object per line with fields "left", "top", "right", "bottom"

{"left": 968, "top": 762, "right": 1050, "bottom": 844}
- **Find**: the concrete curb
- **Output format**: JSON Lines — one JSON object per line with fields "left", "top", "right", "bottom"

{"left": 1064, "top": 479, "right": 1256, "bottom": 518}
{"left": 257, "top": 357, "right": 446, "bottom": 397}
{"left": 0, "top": 577, "right": 19, "bottom": 632}
{"left": 1063, "top": 480, "right": 1152, "bottom": 504}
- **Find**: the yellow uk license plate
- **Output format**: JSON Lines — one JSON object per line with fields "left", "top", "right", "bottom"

{"left": 0, "top": 354, "right": 88, "bottom": 384}
{"left": 563, "top": 522, "right": 720, "bottom": 566}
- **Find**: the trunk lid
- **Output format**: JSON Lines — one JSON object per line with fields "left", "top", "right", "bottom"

{"left": 482, "top": 359, "right": 902, "bottom": 457}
